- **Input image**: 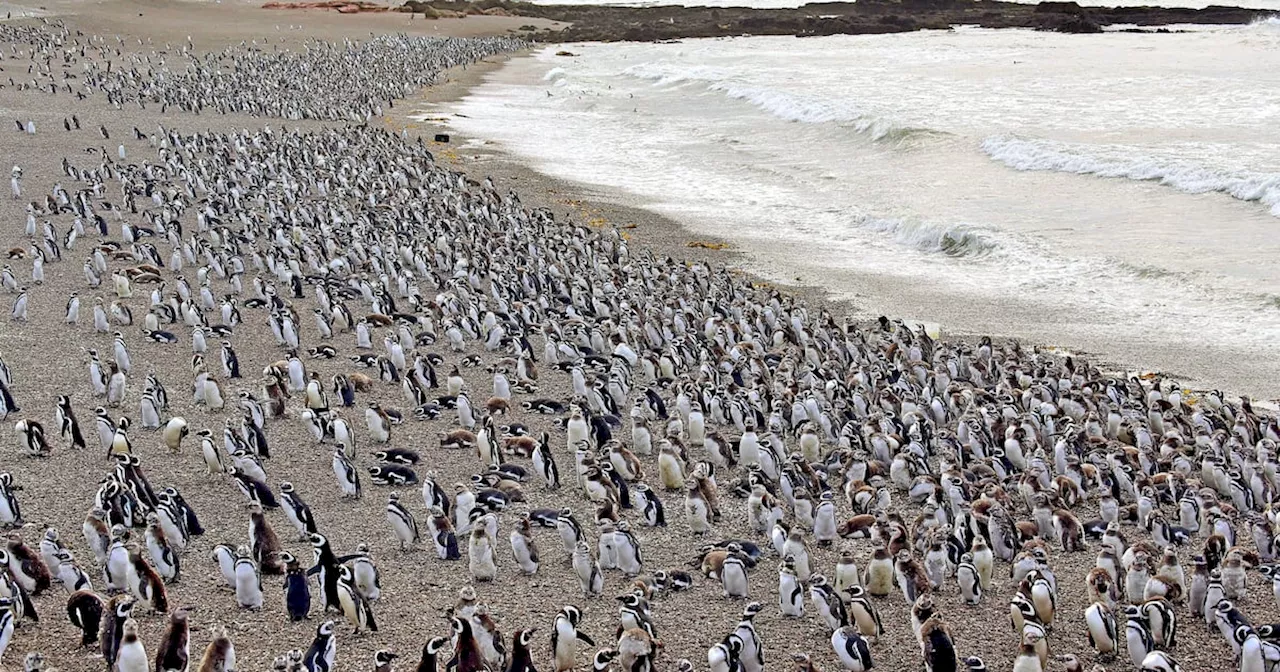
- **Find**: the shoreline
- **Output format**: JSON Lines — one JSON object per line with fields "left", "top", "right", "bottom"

{"left": 398, "top": 49, "right": 1280, "bottom": 402}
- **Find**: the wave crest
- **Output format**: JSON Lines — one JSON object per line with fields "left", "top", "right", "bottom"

{"left": 982, "top": 135, "right": 1280, "bottom": 217}
{"left": 621, "top": 62, "right": 939, "bottom": 143}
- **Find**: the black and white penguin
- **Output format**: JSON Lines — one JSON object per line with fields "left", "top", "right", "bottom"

{"left": 0, "top": 473, "right": 21, "bottom": 527}
{"left": 552, "top": 605, "right": 594, "bottom": 672}
{"left": 303, "top": 621, "right": 337, "bottom": 672}
{"left": 507, "top": 628, "right": 538, "bottom": 672}
{"left": 415, "top": 636, "right": 450, "bottom": 672}
{"left": 280, "top": 482, "right": 318, "bottom": 541}
{"left": 336, "top": 565, "right": 377, "bottom": 633}
{"left": 532, "top": 432, "right": 560, "bottom": 490}
{"left": 54, "top": 395, "right": 85, "bottom": 450}
{"left": 633, "top": 483, "right": 665, "bottom": 527}
{"left": 386, "top": 492, "right": 420, "bottom": 551}
{"left": 100, "top": 596, "right": 135, "bottom": 670}
{"left": 831, "top": 626, "right": 873, "bottom": 672}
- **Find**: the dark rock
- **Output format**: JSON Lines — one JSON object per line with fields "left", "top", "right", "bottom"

{"left": 406, "top": 0, "right": 1268, "bottom": 42}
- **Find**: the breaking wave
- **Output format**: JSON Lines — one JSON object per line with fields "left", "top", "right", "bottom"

{"left": 620, "top": 62, "right": 940, "bottom": 143}
{"left": 982, "top": 135, "right": 1280, "bottom": 217}
{"left": 857, "top": 216, "right": 1001, "bottom": 258}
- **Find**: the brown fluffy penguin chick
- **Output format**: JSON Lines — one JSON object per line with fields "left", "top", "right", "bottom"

{"left": 197, "top": 625, "right": 236, "bottom": 672}
{"left": 155, "top": 607, "right": 191, "bottom": 672}
{"left": 249, "top": 503, "right": 285, "bottom": 574}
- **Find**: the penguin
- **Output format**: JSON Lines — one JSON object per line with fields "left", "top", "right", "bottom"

{"left": 721, "top": 545, "right": 750, "bottom": 599}
{"left": 14, "top": 419, "right": 51, "bottom": 456}
{"left": 810, "top": 574, "right": 847, "bottom": 632}
{"left": 55, "top": 395, "right": 85, "bottom": 450}
{"left": 101, "top": 595, "right": 134, "bottom": 668}
{"left": 1013, "top": 630, "right": 1043, "bottom": 672}
{"left": 920, "top": 615, "right": 958, "bottom": 672}
{"left": 161, "top": 417, "right": 188, "bottom": 453}
{"left": 508, "top": 628, "right": 538, "bottom": 672}
{"left": 509, "top": 515, "right": 540, "bottom": 575}
{"left": 155, "top": 607, "right": 190, "bottom": 672}
{"left": 374, "top": 650, "right": 398, "bottom": 672}
{"left": 957, "top": 553, "right": 981, "bottom": 605}
{"left": 831, "top": 626, "right": 873, "bottom": 672}
{"left": 0, "top": 473, "right": 21, "bottom": 527}
{"left": 0, "top": 598, "right": 12, "bottom": 667}
{"left": 1125, "top": 605, "right": 1154, "bottom": 669}
{"left": 572, "top": 541, "right": 603, "bottom": 596}
{"left": 6, "top": 535, "right": 52, "bottom": 595}
{"left": 234, "top": 548, "right": 263, "bottom": 610}
{"left": 303, "top": 621, "right": 337, "bottom": 672}
{"left": 336, "top": 565, "right": 377, "bottom": 633}
{"left": 450, "top": 616, "right": 487, "bottom": 672}
{"left": 845, "top": 585, "right": 884, "bottom": 640}
{"left": 115, "top": 618, "right": 149, "bottom": 672}
{"left": 468, "top": 526, "right": 497, "bottom": 582}
{"left": 386, "top": 492, "right": 420, "bottom": 551}
{"left": 634, "top": 483, "right": 666, "bottom": 527}
{"left": 416, "top": 636, "right": 450, "bottom": 672}
{"left": 196, "top": 625, "right": 236, "bottom": 672}
{"left": 66, "top": 589, "right": 104, "bottom": 647}
{"left": 1085, "top": 601, "right": 1118, "bottom": 660}
{"left": 864, "top": 543, "right": 895, "bottom": 597}
{"left": 349, "top": 544, "right": 381, "bottom": 602}
{"left": 249, "top": 502, "right": 285, "bottom": 574}
{"left": 283, "top": 552, "right": 311, "bottom": 622}
{"left": 778, "top": 557, "right": 805, "bottom": 617}
{"left": 552, "top": 605, "right": 594, "bottom": 672}
{"left": 280, "top": 482, "right": 318, "bottom": 540}
{"left": 332, "top": 451, "right": 361, "bottom": 499}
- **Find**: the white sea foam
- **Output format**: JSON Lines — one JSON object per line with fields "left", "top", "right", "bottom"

{"left": 982, "top": 135, "right": 1280, "bottom": 216}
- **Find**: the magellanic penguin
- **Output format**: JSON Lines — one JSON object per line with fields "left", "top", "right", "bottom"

{"left": 386, "top": 492, "right": 420, "bottom": 551}
{"left": 510, "top": 515, "right": 540, "bottom": 575}
{"left": 155, "top": 607, "right": 190, "bottom": 672}
{"left": 507, "top": 628, "right": 538, "bottom": 672}
{"left": 282, "top": 551, "right": 311, "bottom": 622}
{"left": 831, "top": 626, "right": 873, "bottom": 672}
{"left": 336, "top": 565, "right": 377, "bottom": 633}
{"left": 65, "top": 589, "right": 104, "bottom": 647}
{"left": 920, "top": 614, "right": 958, "bottom": 672}
{"left": 552, "top": 605, "right": 594, "bottom": 672}
{"left": 196, "top": 625, "right": 236, "bottom": 672}
{"left": 303, "top": 621, "right": 337, "bottom": 672}
{"left": 450, "top": 616, "right": 489, "bottom": 672}
{"left": 116, "top": 618, "right": 149, "bottom": 672}
{"left": 416, "top": 636, "right": 450, "bottom": 672}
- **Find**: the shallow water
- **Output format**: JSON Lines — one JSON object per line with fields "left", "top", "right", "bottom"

{"left": 428, "top": 23, "right": 1280, "bottom": 395}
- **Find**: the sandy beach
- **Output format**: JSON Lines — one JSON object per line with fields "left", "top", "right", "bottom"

{"left": 0, "top": 2, "right": 1273, "bottom": 672}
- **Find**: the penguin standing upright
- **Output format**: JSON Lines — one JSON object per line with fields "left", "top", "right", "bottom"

{"left": 55, "top": 395, "right": 86, "bottom": 450}
{"left": 196, "top": 625, "right": 236, "bottom": 672}
{"left": 450, "top": 616, "right": 487, "bottom": 672}
{"left": 282, "top": 552, "right": 311, "bottom": 622}
{"left": 336, "top": 565, "right": 377, "bottom": 633}
{"left": 552, "top": 605, "right": 594, "bottom": 672}
{"left": 115, "top": 618, "right": 149, "bottom": 672}
{"left": 303, "top": 621, "right": 337, "bottom": 672}
{"left": 154, "top": 608, "right": 190, "bottom": 672}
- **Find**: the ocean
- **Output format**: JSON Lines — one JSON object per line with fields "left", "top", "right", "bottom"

{"left": 425, "top": 19, "right": 1280, "bottom": 396}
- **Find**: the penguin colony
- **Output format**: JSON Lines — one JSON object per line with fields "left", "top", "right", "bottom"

{"left": 0, "top": 16, "right": 1278, "bottom": 672}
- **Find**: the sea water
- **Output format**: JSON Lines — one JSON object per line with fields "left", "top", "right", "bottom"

{"left": 430, "top": 21, "right": 1280, "bottom": 395}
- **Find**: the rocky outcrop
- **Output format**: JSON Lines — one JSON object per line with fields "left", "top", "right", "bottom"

{"left": 401, "top": 0, "right": 1269, "bottom": 41}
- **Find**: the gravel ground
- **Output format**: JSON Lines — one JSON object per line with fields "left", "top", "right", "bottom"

{"left": 0, "top": 11, "right": 1272, "bottom": 672}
